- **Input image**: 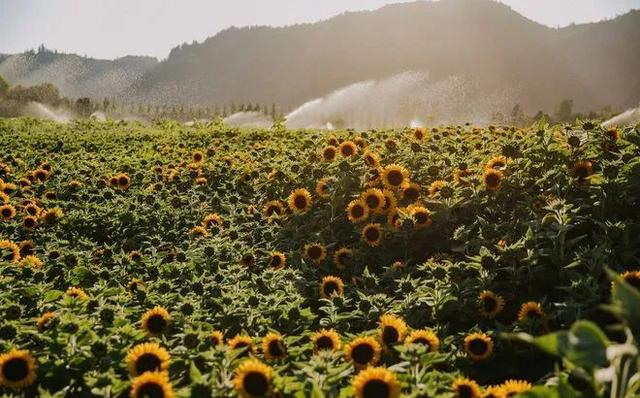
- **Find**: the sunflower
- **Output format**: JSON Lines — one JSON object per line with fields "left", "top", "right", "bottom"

{"left": 194, "top": 176, "right": 207, "bottom": 185}
{"left": 269, "top": 252, "right": 286, "bottom": 269}
{"left": 127, "top": 342, "right": 170, "bottom": 376}
{"left": 408, "top": 205, "right": 432, "bottom": 229}
{"left": 483, "top": 169, "right": 503, "bottom": 191}
{"left": 201, "top": 213, "right": 222, "bottom": 228}
{"left": 485, "top": 156, "right": 508, "bottom": 170}
{"left": 311, "top": 329, "right": 341, "bottom": 353}
{"left": 500, "top": 380, "right": 532, "bottom": 397}
{"left": 379, "top": 314, "right": 407, "bottom": 346}
{"left": 605, "top": 128, "right": 619, "bottom": 141}
{"left": 18, "top": 241, "right": 34, "bottom": 257}
{"left": 463, "top": 333, "right": 494, "bottom": 362}
{"left": 32, "top": 169, "right": 49, "bottom": 182}
{"left": 347, "top": 199, "right": 370, "bottom": 224}
{"left": 413, "top": 127, "right": 426, "bottom": 140}
{"left": 261, "top": 332, "right": 287, "bottom": 360}
{"left": 381, "top": 189, "right": 397, "bottom": 213}
{"left": 345, "top": 336, "right": 382, "bottom": 368}
{"left": 228, "top": 335, "right": 256, "bottom": 355}
{"left": 192, "top": 151, "right": 204, "bottom": 163}
{"left": 320, "top": 276, "right": 344, "bottom": 299}
{"left": 333, "top": 247, "right": 353, "bottom": 268}
{"left": 117, "top": 173, "right": 131, "bottom": 190}
{"left": 0, "top": 192, "right": 9, "bottom": 204}
{"left": 404, "top": 330, "right": 439, "bottom": 352}
{"left": 361, "top": 188, "right": 385, "bottom": 213}
{"left": 210, "top": 330, "right": 224, "bottom": 347}
{"left": 321, "top": 146, "right": 337, "bottom": 162}
{"left": 571, "top": 160, "right": 593, "bottom": 184}
{"left": 454, "top": 168, "right": 473, "bottom": 186}
{"left": 262, "top": 200, "right": 285, "bottom": 218}
{"left": 363, "top": 151, "right": 381, "bottom": 168}
{"left": 304, "top": 243, "right": 326, "bottom": 264}
{"left": 517, "top": 302, "right": 545, "bottom": 322}
{"left": 387, "top": 209, "right": 401, "bottom": 230}
{"left": 189, "top": 226, "right": 209, "bottom": 238}
{"left": 66, "top": 287, "right": 88, "bottom": 300}
{"left": 0, "top": 349, "right": 37, "bottom": 389}
{"left": 400, "top": 183, "right": 421, "bottom": 202}
{"left": 22, "top": 216, "right": 37, "bottom": 230}
{"left": 352, "top": 367, "right": 401, "bottom": 398}
{"left": 482, "top": 385, "right": 506, "bottom": 398}
{"left": 19, "top": 255, "right": 42, "bottom": 269}
{"left": 478, "top": 291, "right": 505, "bottom": 319}
{"left": 619, "top": 271, "right": 640, "bottom": 290}
{"left": 0, "top": 204, "right": 17, "bottom": 221}
{"left": 339, "top": 141, "right": 358, "bottom": 157}
{"left": 315, "top": 178, "right": 332, "bottom": 200}
{"left": 40, "top": 207, "right": 64, "bottom": 225}
{"left": 36, "top": 312, "right": 56, "bottom": 332}
{"left": 287, "top": 188, "right": 312, "bottom": 213}
{"left": 327, "top": 136, "right": 339, "bottom": 146}
{"left": 234, "top": 359, "right": 272, "bottom": 398}
{"left": 130, "top": 371, "right": 174, "bottom": 398}
{"left": 452, "top": 377, "right": 482, "bottom": 398}
{"left": 381, "top": 164, "right": 409, "bottom": 189}
{"left": 141, "top": 306, "right": 170, "bottom": 337}
{"left": 128, "top": 278, "right": 145, "bottom": 293}
{"left": 428, "top": 180, "right": 448, "bottom": 198}
{"left": 362, "top": 223, "right": 383, "bottom": 247}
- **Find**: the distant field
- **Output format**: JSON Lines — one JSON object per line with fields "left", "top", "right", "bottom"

{"left": 1, "top": 118, "right": 640, "bottom": 398}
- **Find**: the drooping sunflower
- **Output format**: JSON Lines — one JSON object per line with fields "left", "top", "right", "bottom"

{"left": 287, "top": 188, "right": 313, "bottom": 213}
{"left": 463, "top": 333, "right": 494, "bottom": 362}
{"left": 485, "top": 156, "right": 508, "bottom": 171}
{"left": 345, "top": 336, "right": 382, "bottom": 368}
{"left": 339, "top": 141, "right": 358, "bottom": 157}
{"left": 210, "top": 330, "right": 224, "bottom": 347}
{"left": 347, "top": 199, "right": 370, "bottom": 224}
{"left": 32, "top": 169, "right": 49, "bottom": 182}
{"left": 452, "top": 377, "right": 482, "bottom": 398}
{"left": 361, "top": 188, "right": 385, "bottom": 213}
{"left": 333, "top": 247, "right": 353, "bottom": 268}
{"left": 36, "top": 312, "right": 56, "bottom": 332}
{"left": 315, "top": 178, "right": 332, "bottom": 200}
{"left": 304, "top": 243, "right": 327, "bottom": 264}
{"left": 381, "top": 164, "right": 409, "bottom": 189}
{"left": 478, "top": 291, "right": 505, "bottom": 319}
{"left": 262, "top": 200, "right": 284, "bottom": 218}
{"left": 483, "top": 169, "right": 503, "bottom": 191}
{"left": 201, "top": 213, "right": 222, "bottom": 228}
{"left": 454, "top": 168, "right": 474, "bottom": 186}
{"left": 379, "top": 314, "right": 407, "bottom": 346}
{"left": 571, "top": 160, "right": 593, "bottom": 184}
{"left": 500, "top": 380, "right": 532, "bottom": 397}
{"left": 381, "top": 189, "right": 397, "bottom": 213}
{"left": 311, "top": 329, "right": 341, "bottom": 353}
{"left": 404, "top": 329, "right": 439, "bottom": 352}
{"left": 321, "top": 146, "right": 338, "bottom": 162}
{"left": 189, "top": 225, "right": 209, "bottom": 239}
{"left": 408, "top": 205, "right": 432, "bottom": 229}
{"left": 40, "top": 207, "right": 64, "bottom": 225}
{"left": 66, "top": 287, "right": 88, "bottom": 300}
{"left": 0, "top": 204, "right": 17, "bottom": 221}
{"left": 320, "top": 276, "right": 344, "bottom": 299}
{"left": 130, "top": 371, "right": 174, "bottom": 398}
{"left": 517, "top": 302, "right": 545, "bottom": 322}
{"left": 261, "top": 332, "right": 287, "bottom": 361}
{"left": 141, "top": 306, "right": 170, "bottom": 337}
{"left": 19, "top": 255, "right": 42, "bottom": 269}
{"left": 234, "top": 359, "right": 272, "bottom": 398}
{"left": 352, "top": 367, "right": 401, "bottom": 398}
{"left": 363, "top": 150, "right": 381, "bottom": 168}
{"left": 228, "top": 335, "right": 256, "bottom": 356}
{"left": 400, "top": 183, "right": 421, "bottom": 202}
{"left": 0, "top": 349, "right": 37, "bottom": 390}
{"left": 269, "top": 252, "right": 286, "bottom": 269}
{"left": 428, "top": 180, "right": 448, "bottom": 198}
{"left": 362, "top": 223, "right": 383, "bottom": 247}
{"left": 127, "top": 342, "right": 170, "bottom": 376}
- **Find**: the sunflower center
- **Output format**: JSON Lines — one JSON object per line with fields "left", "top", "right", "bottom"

{"left": 624, "top": 275, "right": 640, "bottom": 290}
{"left": 525, "top": 309, "right": 542, "bottom": 319}
{"left": 468, "top": 339, "right": 488, "bottom": 356}
{"left": 337, "top": 252, "right": 350, "bottom": 265}
{"left": 118, "top": 176, "right": 129, "bottom": 186}
{"left": 485, "top": 173, "right": 500, "bottom": 187}
{"left": 404, "top": 188, "right": 418, "bottom": 201}
{"left": 24, "top": 218, "right": 36, "bottom": 227}
{"left": 268, "top": 340, "right": 285, "bottom": 357}
{"left": 382, "top": 326, "right": 399, "bottom": 345}
{"left": 307, "top": 246, "right": 322, "bottom": 259}
{"left": 414, "top": 212, "right": 428, "bottom": 224}
{"left": 266, "top": 205, "right": 280, "bottom": 216}
{"left": 147, "top": 315, "right": 167, "bottom": 334}
{"left": 457, "top": 385, "right": 475, "bottom": 398}
{"left": 362, "top": 379, "right": 390, "bottom": 398}
{"left": 365, "top": 227, "right": 380, "bottom": 242}
{"left": 135, "top": 353, "right": 162, "bottom": 375}
{"left": 387, "top": 171, "right": 403, "bottom": 186}
{"left": 483, "top": 297, "right": 497, "bottom": 312}
{"left": 137, "top": 382, "right": 165, "bottom": 398}
{"left": 574, "top": 166, "right": 589, "bottom": 179}
{"left": 341, "top": 145, "right": 354, "bottom": 156}
{"left": 270, "top": 255, "right": 282, "bottom": 267}
{"left": 1, "top": 208, "right": 10, "bottom": 217}
{"left": 315, "top": 336, "right": 334, "bottom": 350}
{"left": 365, "top": 195, "right": 380, "bottom": 209}
{"left": 2, "top": 358, "right": 29, "bottom": 382}
{"left": 323, "top": 281, "right": 339, "bottom": 296}
{"left": 294, "top": 195, "right": 307, "bottom": 209}
{"left": 351, "top": 205, "right": 364, "bottom": 218}
{"left": 243, "top": 371, "right": 269, "bottom": 397}
{"left": 324, "top": 148, "right": 336, "bottom": 159}
{"left": 351, "top": 344, "right": 374, "bottom": 365}
{"left": 413, "top": 338, "right": 431, "bottom": 349}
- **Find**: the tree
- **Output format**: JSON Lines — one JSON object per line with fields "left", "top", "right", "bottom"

{"left": 0, "top": 75, "right": 10, "bottom": 97}
{"left": 555, "top": 99, "right": 574, "bottom": 122}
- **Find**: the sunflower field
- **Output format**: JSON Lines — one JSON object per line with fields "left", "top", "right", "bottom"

{"left": 1, "top": 117, "right": 640, "bottom": 398}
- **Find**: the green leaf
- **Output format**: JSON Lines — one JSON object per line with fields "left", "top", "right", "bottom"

{"left": 519, "top": 386, "right": 561, "bottom": 398}
{"left": 565, "top": 321, "right": 609, "bottom": 369}
{"left": 43, "top": 289, "right": 64, "bottom": 303}
{"left": 608, "top": 268, "right": 640, "bottom": 340}
{"left": 189, "top": 362, "right": 203, "bottom": 383}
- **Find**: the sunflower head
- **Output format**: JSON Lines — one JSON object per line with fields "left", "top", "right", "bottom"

{"left": 345, "top": 336, "right": 381, "bottom": 368}
{"left": 571, "top": 160, "right": 594, "bottom": 184}
{"left": 262, "top": 332, "right": 287, "bottom": 361}
{"left": 352, "top": 367, "right": 401, "bottom": 398}
{"left": 413, "top": 127, "right": 426, "bottom": 140}
{"left": 619, "top": 271, "right": 640, "bottom": 291}
{"left": 36, "top": 312, "right": 56, "bottom": 332}
{"left": 379, "top": 314, "right": 407, "bottom": 346}
{"left": 381, "top": 189, "right": 397, "bottom": 213}
{"left": 201, "top": 213, "right": 222, "bottom": 228}
{"left": 0, "top": 204, "right": 17, "bottom": 221}
{"left": 347, "top": 199, "right": 370, "bottom": 224}
{"left": 463, "top": 332, "right": 494, "bottom": 362}
{"left": 189, "top": 225, "right": 209, "bottom": 239}
{"left": 428, "top": 180, "right": 448, "bottom": 198}
{"left": 269, "top": 252, "right": 286, "bottom": 269}
{"left": 485, "top": 156, "right": 508, "bottom": 170}
{"left": 141, "top": 306, "right": 170, "bottom": 337}
{"left": 192, "top": 151, "right": 204, "bottom": 163}
{"left": 405, "top": 329, "right": 439, "bottom": 352}
{"left": 408, "top": 205, "right": 432, "bottom": 229}
{"left": 19, "top": 255, "right": 42, "bottom": 269}
{"left": 116, "top": 173, "right": 131, "bottom": 190}
{"left": 304, "top": 243, "right": 326, "bottom": 264}
{"left": 321, "top": 146, "right": 337, "bottom": 162}
{"left": 333, "top": 247, "right": 353, "bottom": 268}
{"left": 0, "top": 349, "right": 37, "bottom": 390}
{"left": 40, "top": 207, "right": 64, "bottom": 225}
{"left": 517, "top": 302, "right": 545, "bottom": 323}
{"left": 339, "top": 141, "right": 358, "bottom": 157}
{"left": 130, "top": 371, "right": 174, "bottom": 398}
{"left": 311, "top": 329, "right": 341, "bottom": 353}
{"left": 501, "top": 380, "right": 532, "bottom": 397}
{"left": 287, "top": 188, "right": 313, "bottom": 213}
{"left": 478, "top": 290, "right": 505, "bottom": 319}
{"left": 482, "top": 385, "right": 506, "bottom": 398}
{"left": 363, "top": 151, "right": 381, "bottom": 168}
{"left": 262, "top": 200, "right": 285, "bottom": 218}
{"left": 320, "top": 276, "right": 344, "bottom": 299}
{"left": 315, "top": 178, "right": 333, "bottom": 200}
{"left": 65, "top": 287, "right": 88, "bottom": 300}
{"left": 400, "top": 183, "right": 421, "bottom": 202}
{"left": 483, "top": 169, "right": 503, "bottom": 191}
{"left": 234, "top": 359, "right": 272, "bottom": 398}
{"left": 452, "top": 377, "right": 482, "bottom": 398}
{"left": 127, "top": 342, "right": 170, "bottom": 376}
{"left": 362, "top": 223, "right": 383, "bottom": 247}
{"left": 228, "top": 335, "right": 256, "bottom": 356}
{"left": 381, "top": 164, "right": 409, "bottom": 189}
{"left": 210, "top": 330, "right": 224, "bottom": 347}
{"left": 361, "top": 188, "right": 385, "bottom": 213}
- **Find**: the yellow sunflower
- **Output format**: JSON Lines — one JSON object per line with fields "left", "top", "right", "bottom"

{"left": 304, "top": 243, "right": 327, "bottom": 264}
{"left": 40, "top": 207, "right": 64, "bottom": 225}
{"left": 233, "top": 359, "right": 272, "bottom": 398}
{"left": 483, "top": 169, "right": 503, "bottom": 191}
{"left": 405, "top": 329, "right": 439, "bottom": 352}
{"left": 269, "top": 252, "right": 286, "bottom": 269}
{"left": 36, "top": 312, "right": 56, "bottom": 332}
{"left": 0, "top": 349, "right": 37, "bottom": 390}
{"left": 339, "top": 141, "right": 358, "bottom": 157}
{"left": 361, "top": 188, "right": 385, "bottom": 213}
{"left": 0, "top": 204, "right": 17, "bottom": 221}
{"left": 22, "top": 216, "right": 37, "bottom": 230}
{"left": 352, "top": 367, "right": 401, "bottom": 398}
{"left": 141, "top": 306, "right": 170, "bottom": 337}
{"left": 311, "top": 329, "right": 341, "bottom": 353}
{"left": 210, "top": 330, "right": 224, "bottom": 347}
{"left": 287, "top": 188, "right": 313, "bottom": 213}
{"left": 66, "top": 287, "right": 88, "bottom": 300}
{"left": 501, "top": 380, "right": 532, "bottom": 397}
{"left": 381, "top": 164, "right": 409, "bottom": 189}
{"left": 381, "top": 189, "right": 397, "bottom": 213}
{"left": 618, "top": 271, "right": 640, "bottom": 290}
{"left": 517, "top": 302, "right": 545, "bottom": 323}
{"left": 400, "top": 183, "right": 421, "bottom": 202}
{"left": 571, "top": 160, "right": 593, "bottom": 184}
{"left": 315, "top": 178, "right": 332, "bottom": 200}
{"left": 362, "top": 223, "right": 383, "bottom": 247}
{"left": 347, "top": 199, "right": 370, "bottom": 224}
{"left": 116, "top": 173, "right": 131, "bottom": 190}
{"left": 428, "top": 180, "right": 448, "bottom": 198}
{"left": 482, "top": 385, "right": 506, "bottom": 398}
{"left": 363, "top": 150, "right": 381, "bottom": 168}
{"left": 485, "top": 156, "right": 508, "bottom": 170}
{"left": 127, "top": 342, "right": 170, "bottom": 376}
{"left": 189, "top": 225, "right": 209, "bottom": 238}
{"left": 19, "top": 255, "right": 42, "bottom": 269}
{"left": 379, "top": 314, "right": 407, "bottom": 346}
{"left": 130, "top": 371, "right": 174, "bottom": 398}
{"left": 478, "top": 291, "right": 505, "bottom": 319}
{"left": 228, "top": 335, "right": 256, "bottom": 355}
{"left": 463, "top": 333, "right": 494, "bottom": 362}
{"left": 261, "top": 332, "right": 287, "bottom": 361}
{"left": 202, "top": 213, "right": 222, "bottom": 228}
{"left": 452, "top": 377, "right": 482, "bottom": 398}
{"left": 192, "top": 151, "right": 204, "bottom": 163}
{"left": 321, "top": 145, "right": 338, "bottom": 162}
{"left": 413, "top": 127, "right": 426, "bottom": 140}
{"left": 345, "top": 336, "right": 382, "bottom": 368}
{"left": 262, "top": 200, "right": 284, "bottom": 218}
{"left": 408, "top": 205, "right": 432, "bottom": 229}
{"left": 333, "top": 247, "right": 353, "bottom": 268}
{"left": 320, "top": 276, "right": 344, "bottom": 299}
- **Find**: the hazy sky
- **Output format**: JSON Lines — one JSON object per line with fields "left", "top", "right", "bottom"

{"left": 1, "top": 0, "right": 639, "bottom": 59}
